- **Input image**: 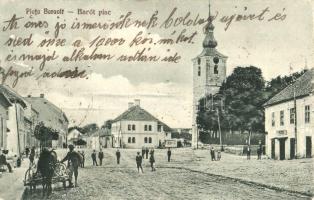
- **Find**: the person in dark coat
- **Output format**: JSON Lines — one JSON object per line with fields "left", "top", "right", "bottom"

{"left": 0, "top": 150, "right": 12, "bottom": 172}
{"left": 145, "top": 147, "right": 149, "bottom": 159}
{"left": 210, "top": 146, "right": 216, "bottom": 161}
{"left": 91, "top": 150, "right": 98, "bottom": 166}
{"left": 80, "top": 151, "right": 85, "bottom": 168}
{"left": 98, "top": 149, "right": 104, "bottom": 166}
{"left": 141, "top": 147, "right": 145, "bottom": 158}
{"left": 136, "top": 152, "right": 143, "bottom": 173}
{"left": 247, "top": 146, "right": 251, "bottom": 160}
{"left": 167, "top": 148, "right": 171, "bottom": 162}
{"left": 61, "top": 145, "right": 83, "bottom": 187}
{"left": 116, "top": 149, "right": 121, "bottom": 164}
{"left": 149, "top": 152, "right": 156, "bottom": 171}
{"left": 25, "top": 147, "right": 30, "bottom": 157}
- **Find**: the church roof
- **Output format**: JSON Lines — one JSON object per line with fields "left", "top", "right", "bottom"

{"left": 196, "top": 48, "right": 228, "bottom": 58}
{"left": 264, "top": 68, "right": 314, "bottom": 107}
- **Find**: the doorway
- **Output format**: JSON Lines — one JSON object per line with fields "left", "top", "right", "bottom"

{"left": 290, "top": 138, "right": 295, "bottom": 159}
{"left": 279, "top": 139, "right": 285, "bottom": 160}
{"left": 306, "top": 136, "right": 312, "bottom": 158}
{"left": 271, "top": 139, "right": 275, "bottom": 159}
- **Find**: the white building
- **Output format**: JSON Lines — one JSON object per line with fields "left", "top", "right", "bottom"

{"left": 191, "top": 1, "right": 227, "bottom": 148}
{"left": 0, "top": 85, "right": 28, "bottom": 155}
{"left": 264, "top": 69, "right": 313, "bottom": 160}
{"left": 111, "top": 99, "right": 172, "bottom": 149}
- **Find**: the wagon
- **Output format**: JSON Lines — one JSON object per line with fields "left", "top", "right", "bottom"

{"left": 24, "top": 162, "right": 69, "bottom": 192}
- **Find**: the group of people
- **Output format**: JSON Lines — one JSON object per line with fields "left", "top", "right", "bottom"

{"left": 136, "top": 147, "right": 161, "bottom": 173}
{"left": 210, "top": 146, "right": 221, "bottom": 161}
{"left": 91, "top": 149, "right": 104, "bottom": 166}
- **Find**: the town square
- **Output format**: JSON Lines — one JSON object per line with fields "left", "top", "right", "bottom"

{"left": 0, "top": 0, "right": 313, "bottom": 199}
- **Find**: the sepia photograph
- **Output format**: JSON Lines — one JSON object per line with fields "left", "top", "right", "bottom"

{"left": 0, "top": 0, "right": 313, "bottom": 199}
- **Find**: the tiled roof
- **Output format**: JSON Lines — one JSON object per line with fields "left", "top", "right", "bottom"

{"left": 264, "top": 68, "right": 314, "bottom": 107}
{"left": 24, "top": 97, "right": 69, "bottom": 128}
{"left": 113, "top": 105, "right": 159, "bottom": 122}
{"left": 113, "top": 105, "right": 171, "bottom": 130}
{"left": 0, "top": 85, "right": 27, "bottom": 108}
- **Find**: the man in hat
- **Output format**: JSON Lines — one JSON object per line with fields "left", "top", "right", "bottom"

{"left": 135, "top": 152, "right": 143, "bottom": 173}
{"left": 61, "top": 144, "right": 83, "bottom": 187}
{"left": 116, "top": 149, "right": 121, "bottom": 164}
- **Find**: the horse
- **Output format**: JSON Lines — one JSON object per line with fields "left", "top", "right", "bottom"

{"left": 37, "top": 148, "right": 58, "bottom": 197}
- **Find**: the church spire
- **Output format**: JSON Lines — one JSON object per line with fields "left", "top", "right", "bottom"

{"left": 202, "top": 0, "right": 217, "bottom": 48}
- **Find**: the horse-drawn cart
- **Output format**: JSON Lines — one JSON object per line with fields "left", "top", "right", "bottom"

{"left": 24, "top": 162, "right": 69, "bottom": 192}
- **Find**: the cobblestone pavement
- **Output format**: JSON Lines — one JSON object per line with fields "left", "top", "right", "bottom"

{"left": 23, "top": 148, "right": 312, "bottom": 200}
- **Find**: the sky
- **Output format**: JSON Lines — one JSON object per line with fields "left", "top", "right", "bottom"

{"left": 0, "top": 0, "right": 313, "bottom": 128}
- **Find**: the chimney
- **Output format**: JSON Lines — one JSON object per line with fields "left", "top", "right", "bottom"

{"left": 40, "top": 94, "right": 44, "bottom": 98}
{"left": 134, "top": 99, "right": 140, "bottom": 106}
{"left": 128, "top": 102, "right": 134, "bottom": 109}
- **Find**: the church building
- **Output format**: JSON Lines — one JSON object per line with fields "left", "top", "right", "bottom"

{"left": 192, "top": 1, "right": 228, "bottom": 148}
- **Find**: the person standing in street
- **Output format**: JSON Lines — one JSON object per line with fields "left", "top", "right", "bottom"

{"left": 145, "top": 147, "right": 149, "bottom": 159}
{"left": 81, "top": 151, "right": 85, "bottom": 168}
{"left": 61, "top": 145, "right": 83, "bottom": 187}
{"left": 210, "top": 146, "right": 216, "bottom": 161}
{"left": 217, "top": 150, "right": 221, "bottom": 161}
{"left": 141, "top": 147, "right": 145, "bottom": 158}
{"left": 149, "top": 151, "right": 156, "bottom": 171}
{"left": 247, "top": 145, "right": 251, "bottom": 160}
{"left": 167, "top": 148, "right": 171, "bottom": 162}
{"left": 98, "top": 149, "right": 104, "bottom": 166}
{"left": 25, "top": 147, "right": 30, "bottom": 158}
{"left": 91, "top": 150, "right": 98, "bottom": 166}
{"left": 116, "top": 149, "right": 121, "bottom": 164}
{"left": 136, "top": 152, "right": 143, "bottom": 173}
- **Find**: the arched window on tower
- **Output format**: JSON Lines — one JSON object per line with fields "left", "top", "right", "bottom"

{"left": 198, "top": 66, "right": 201, "bottom": 76}
{"left": 214, "top": 65, "right": 218, "bottom": 74}
{"left": 149, "top": 137, "right": 152, "bottom": 143}
{"left": 197, "top": 58, "right": 201, "bottom": 65}
{"left": 144, "top": 137, "right": 148, "bottom": 143}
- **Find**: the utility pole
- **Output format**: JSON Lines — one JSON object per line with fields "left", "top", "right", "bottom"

{"left": 216, "top": 108, "right": 223, "bottom": 151}
{"left": 14, "top": 100, "right": 21, "bottom": 157}
{"left": 294, "top": 87, "right": 297, "bottom": 158}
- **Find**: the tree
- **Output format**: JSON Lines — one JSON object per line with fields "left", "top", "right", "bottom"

{"left": 101, "top": 120, "right": 113, "bottom": 129}
{"left": 34, "top": 122, "right": 59, "bottom": 149}
{"left": 197, "top": 66, "right": 267, "bottom": 137}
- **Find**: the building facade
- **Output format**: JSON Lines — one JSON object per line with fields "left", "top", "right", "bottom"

{"left": 111, "top": 100, "right": 171, "bottom": 149}
{"left": 264, "top": 69, "right": 313, "bottom": 160}
{"left": 192, "top": 2, "right": 227, "bottom": 148}
{"left": 0, "top": 85, "right": 28, "bottom": 155}
{"left": 25, "top": 94, "right": 69, "bottom": 149}
{"left": 0, "top": 93, "right": 12, "bottom": 150}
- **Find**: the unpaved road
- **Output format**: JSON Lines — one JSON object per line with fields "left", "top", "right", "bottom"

{"left": 23, "top": 149, "right": 312, "bottom": 200}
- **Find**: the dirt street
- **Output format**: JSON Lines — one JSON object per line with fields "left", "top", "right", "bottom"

{"left": 23, "top": 148, "right": 312, "bottom": 200}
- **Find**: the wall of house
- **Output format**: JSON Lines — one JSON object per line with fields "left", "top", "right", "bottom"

{"left": 0, "top": 103, "right": 8, "bottom": 150}
{"left": 6, "top": 103, "right": 25, "bottom": 155}
{"left": 265, "top": 95, "right": 314, "bottom": 159}
{"left": 112, "top": 120, "right": 169, "bottom": 148}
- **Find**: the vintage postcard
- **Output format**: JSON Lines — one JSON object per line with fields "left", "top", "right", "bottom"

{"left": 0, "top": 0, "right": 313, "bottom": 199}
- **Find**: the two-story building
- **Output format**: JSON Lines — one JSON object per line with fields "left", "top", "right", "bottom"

{"left": 111, "top": 99, "right": 172, "bottom": 149}
{"left": 0, "top": 85, "right": 28, "bottom": 155}
{"left": 0, "top": 93, "right": 12, "bottom": 150}
{"left": 264, "top": 69, "right": 313, "bottom": 160}
{"left": 25, "top": 94, "right": 69, "bottom": 149}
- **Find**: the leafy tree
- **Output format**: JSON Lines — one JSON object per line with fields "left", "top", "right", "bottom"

{"left": 34, "top": 122, "right": 59, "bottom": 148}
{"left": 197, "top": 66, "right": 267, "bottom": 136}
{"left": 101, "top": 120, "right": 113, "bottom": 129}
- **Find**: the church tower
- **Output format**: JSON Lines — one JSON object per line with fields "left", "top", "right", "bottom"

{"left": 192, "top": 0, "right": 227, "bottom": 148}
